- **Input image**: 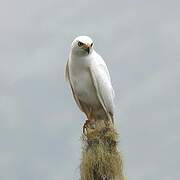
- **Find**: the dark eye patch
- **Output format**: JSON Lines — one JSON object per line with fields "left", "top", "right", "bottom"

{"left": 78, "top": 41, "right": 83, "bottom": 47}
{"left": 91, "top": 43, "right": 93, "bottom": 47}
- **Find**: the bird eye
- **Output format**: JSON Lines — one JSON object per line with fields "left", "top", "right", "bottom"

{"left": 91, "top": 43, "right": 93, "bottom": 47}
{"left": 78, "top": 41, "right": 83, "bottom": 47}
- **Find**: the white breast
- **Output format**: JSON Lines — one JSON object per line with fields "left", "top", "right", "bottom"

{"left": 69, "top": 56, "right": 100, "bottom": 106}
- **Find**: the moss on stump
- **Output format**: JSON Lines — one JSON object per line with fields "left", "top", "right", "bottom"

{"left": 80, "top": 120, "right": 125, "bottom": 180}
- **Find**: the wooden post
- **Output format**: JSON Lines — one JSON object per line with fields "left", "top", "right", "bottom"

{"left": 80, "top": 120, "right": 125, "bottom": 180}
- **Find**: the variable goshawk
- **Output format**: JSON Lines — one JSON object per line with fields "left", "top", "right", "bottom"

{"left": 65, "top": 36, "right": 115, "bottom": 131}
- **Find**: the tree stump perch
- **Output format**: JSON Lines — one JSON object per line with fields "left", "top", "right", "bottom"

{"left": 80, "top": 120, "right": 125, "bottom": 180}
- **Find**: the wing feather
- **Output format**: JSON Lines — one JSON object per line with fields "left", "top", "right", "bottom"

{"left": 65, "top": 60, "right": 84, "bottom": 112}
{"left": 89, "top": 64, "right": 114, "bottom": 123}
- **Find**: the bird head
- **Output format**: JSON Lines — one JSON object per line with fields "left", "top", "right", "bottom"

{"left": 71, "top": 36, "right": 94, "bottom": 56}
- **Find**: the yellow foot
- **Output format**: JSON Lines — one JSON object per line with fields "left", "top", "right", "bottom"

{"left": 83, "top": 120, "right": 90, "bottom": 135}
{"left": 83, "top": 119, "right": 96, "bottom": 135}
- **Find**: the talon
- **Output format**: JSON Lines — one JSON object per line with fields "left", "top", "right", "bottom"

{"left": 83, "top": 120, "right": 90, "bottom": 135}
{"left": 83, "top": 123, "right": 87, "bottom": 134}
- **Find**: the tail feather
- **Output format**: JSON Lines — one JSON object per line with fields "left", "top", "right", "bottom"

{"left": 107, "top": 112, "right": 114, "bottom": 125}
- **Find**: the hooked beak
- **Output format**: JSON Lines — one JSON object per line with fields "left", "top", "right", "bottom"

{"left": 83, "top": 43, "right": 91, "bottom": 54}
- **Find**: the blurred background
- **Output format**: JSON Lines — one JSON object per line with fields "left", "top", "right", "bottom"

{"left": 0, "top": 0, "right": 180, "bottom": 179}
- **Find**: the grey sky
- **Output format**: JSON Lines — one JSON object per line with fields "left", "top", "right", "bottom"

{"left": 0, "top": 0, "right": 180, "bottom": 179}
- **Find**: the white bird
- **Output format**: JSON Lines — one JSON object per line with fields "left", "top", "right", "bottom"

{"left": 65, "top": 36, "right": 115, "bottom": 131}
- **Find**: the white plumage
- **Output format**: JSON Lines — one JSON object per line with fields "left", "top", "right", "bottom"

{"left": 66, "top": 36, "right": 115, "bottom": 125}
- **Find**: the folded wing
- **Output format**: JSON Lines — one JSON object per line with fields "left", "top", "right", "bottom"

{"left": 65, "top": 60, "right": 84, "bottom": 112}
{"left": 89, "top": 62, "right": 115, "bottom": 123}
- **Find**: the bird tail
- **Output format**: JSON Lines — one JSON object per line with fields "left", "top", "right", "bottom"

{"left": 107, "top": 112, "right": 114, "bottom": 125}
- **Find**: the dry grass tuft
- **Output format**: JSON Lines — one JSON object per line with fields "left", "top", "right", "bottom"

{"left": 80, "top": 125, "right": 125, "bottom": 180}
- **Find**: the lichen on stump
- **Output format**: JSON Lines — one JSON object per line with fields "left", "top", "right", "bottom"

{"left": 80, "top": 120, "right": 125, "bottom": 180}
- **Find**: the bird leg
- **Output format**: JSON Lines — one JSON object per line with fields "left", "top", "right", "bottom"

{"left": 83, "top": 119, "right": 91, "bottom": 134}
{"left": 83, "top": 108, "right": 96, "bottom": 135}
